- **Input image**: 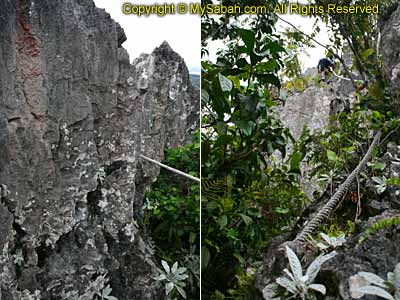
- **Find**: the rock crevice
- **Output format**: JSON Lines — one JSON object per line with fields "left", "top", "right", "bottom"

{"left": 0, "top": 1, "right": 199, "bottom": 299}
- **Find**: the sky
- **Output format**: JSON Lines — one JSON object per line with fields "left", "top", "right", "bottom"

{"left": 93, "top": 0, "right": 201, "bottom": 74}
{"left": 277, "top": 15, "right": 331, "bottom": 70}
{"left": 92, "top": 0, "right": 329, "bottom": 74}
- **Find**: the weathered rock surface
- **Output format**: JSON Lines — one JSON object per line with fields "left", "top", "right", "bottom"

{"left": 279, "top": 84, "right": 333, "bottom": 140}
{"left": 320, "top": 210, "right": 400, "bottom": 300}
{"left": 279, "top": 79, "right": 354, "bottom": 141}
{"left": 0, "top": 0, "right": 198, "bottom": 299}
{"left": 381, "top": 1, "right": 400, "bottom": 109}
{"left": 277, "top": 80, "right": 354, "bottom": 199}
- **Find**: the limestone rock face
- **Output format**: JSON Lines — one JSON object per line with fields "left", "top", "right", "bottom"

{"left": 381, "top": 1, "right": 400, "bottom": 112}
{"left": 130, "top": 42, "right": 200, "bottom": 214}
{"left": 279, "top": 84, "right": 336, "bottom": 140}
{"left": 0, "top": 0, "right": 198, "bottom": 299}
{"left": 277, "top": 81, "right": 353, "bottom": 199}
{"left": 279, "top": 78, "right": 355, "bottom": 141}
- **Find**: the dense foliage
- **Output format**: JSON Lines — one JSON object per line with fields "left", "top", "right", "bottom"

{"left": 201, "top": 0, "right": 399, "bottom": 299}
{"left": 144, "top": 133, "right": 200, "bottom": 299}
{"left": 201, "top": 2, "right": 310, "bottom": 298}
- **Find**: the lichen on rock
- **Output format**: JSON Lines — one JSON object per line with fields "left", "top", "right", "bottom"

{"left": 0, "top": 0, "right": 199, "bottom": 299}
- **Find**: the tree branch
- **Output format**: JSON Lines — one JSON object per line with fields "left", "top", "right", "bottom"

{"left": 277, "top": 15, "right": 358, "bottom": 89}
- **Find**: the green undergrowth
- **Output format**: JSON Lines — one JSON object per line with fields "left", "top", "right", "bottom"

{"left": 200, "top": 0, "right": 399, "bottom": 298}
{"left": 144, "top": 131, "right": 200, "bottom": 299}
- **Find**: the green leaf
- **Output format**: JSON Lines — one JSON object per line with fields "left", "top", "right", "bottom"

{"left": 239, "top": 94, "right": 257, "bottom": 112}
{"left": 327, "top": 150, "right": 339, "bottom": 162}
{"left": 256, "top": 73, "right": 281, "bottom": 88}
{"left": 228, "top": 75, "right": 241, "bottom": 90}
{"left": 216, "top": 121, "right": 228, "bottom": 135}
{"left": 239, "top": 214, "right": 252, "bottom": 225}
{"left": 255, "top": 60, "right": 279, "bottom": 73}
{"left": 236, "top": 58, "right": 248, "bottom": 68}
{"left": 218, "top": 73, "right": 233, "bottom": 92}
{"left": 267, "top": 41, "right": 286, "bottom": 54}
{"left": 387, "top": 178, "right": 400, "bottom": 186}
{"left": 213, "top": 290, "right": 226, "bottom": 299}
{"left": 275, "top": 207, "right": 289, "bottom": 214}
{"left": 237, "top": 45, "right": 249, "bottom": 54}
{"left": 342, "top": 146, "right": 356, "bottom": 153}
{"left": 360, "top": 48, "right": 374, "bottom": 60}
{"left": 286, "top": 246, "right": 303, "bottom": 281}
{"left": 201, "top": 246, "right": 210, "bottom": 270}
{"left": 215, "top": 134, "right": 233, "bottom": 147}
{"left": 372, "top": 162, "right": 386, "bottom": 172}
{"left": 235, "top": 120, "right": 256, "bottom": 136}
{"left": 226, "top": 229, "right": 239, "bottom": 241}
{"left": 289, "top": 152, "right": 302, "bottom": 171}
{"left": 189, "top": 232, "right": 196, "bottom": 244}
{"left": 218, "top": 215, "right": 228, "bottom": 228}
{"left": 267, "top": 141, "right": 274, "bottom": 154}
{"left": 240, "top": 29, "right": 255, "bottom": 50}
{"left": 211, "top": 78, "right": 230, "bottom": 115}
{"left": 201, "top": 89, "right": 209, "bottom": 105}
{"left": 367, "top": 161, "right": 386, "bottom": 170}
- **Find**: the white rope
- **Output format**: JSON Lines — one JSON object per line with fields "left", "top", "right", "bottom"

{"left": 139, "top": 154, "right": 201, "bottom": 183}
{"left": 332, "top": 70, "right": 352, "bottom": 81}
{"left": 332, "top": 70, "right": 365, "bottom": 84}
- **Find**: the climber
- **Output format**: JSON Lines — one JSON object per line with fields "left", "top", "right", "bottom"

{"left": 317, "top": 57, "right": 335, "bottom": 82}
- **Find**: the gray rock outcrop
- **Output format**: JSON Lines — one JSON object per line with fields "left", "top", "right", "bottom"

{"left": 279, "top": 83, "right": 338, "bottom": 140}
{"left": 381, "top": 0, "right": 400, "bottom": 113}
{"left": 279, "top": 76, "right": 356, "bottom": 142}
{"left": 277, "top": 80, "right": 354, "bottom": 199}
{"left": 0, "top": 0, "right": 198, "bottom": 299}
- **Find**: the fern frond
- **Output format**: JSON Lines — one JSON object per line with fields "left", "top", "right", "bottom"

{"left": 359, "top": 216, "right": 400, "bottom": 243}
{"left": 202, "top": 178, "right": 227, "bottom": 201}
